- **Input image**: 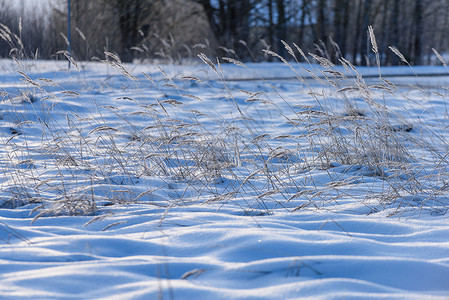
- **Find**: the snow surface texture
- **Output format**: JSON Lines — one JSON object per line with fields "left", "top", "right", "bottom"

{"left": 0, "top": 59, "right": 449, "bottom": 299}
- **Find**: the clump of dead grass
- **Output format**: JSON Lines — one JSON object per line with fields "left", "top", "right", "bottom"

{"left": 1, "top": 23, "right": 449, "bottom": 220}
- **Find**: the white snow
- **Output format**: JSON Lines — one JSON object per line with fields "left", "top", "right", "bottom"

{"left": 0, "top": 58, "right": 449, "bottom": 299}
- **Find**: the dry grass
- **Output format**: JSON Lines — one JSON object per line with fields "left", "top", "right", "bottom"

{"left": 1, "top": 24, "right": 449, "bottom": 220}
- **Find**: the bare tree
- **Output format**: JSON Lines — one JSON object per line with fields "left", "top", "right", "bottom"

{"left": 333, "top": 0, "right": 350, "bottom": 62}
{"left": 359, "top": 0, "right": 372, "bottom": 65}
{"left": 275, "top": 0, "right": 287, "bottom": 56}
{"left": 297, "top": 0, "right": 310, "bottom": 50}
{"left": 111, "top": 0, "right": 149, "bottom": 62}
{"left": 410, "top": 0, "right": 423, "bottom": 64}
{"left": 1, "top": 0, "right": 446, "bottom": 66}
{"left": 0, "top": 0, "right": 61, "bottom": 59}
{"left": 196, "top": 0, "right": 254, "bottom": 58}
{"left": 315, "top": 0, "right": 327, "bottom": 45}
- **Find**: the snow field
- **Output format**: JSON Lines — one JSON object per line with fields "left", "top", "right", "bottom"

{"left": 0, "top": 58, "right": 449, "bottom": 299}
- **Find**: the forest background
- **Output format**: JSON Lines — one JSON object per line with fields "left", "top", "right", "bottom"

{"left": 0, "top": 0, "right": 445, "bottom": 66}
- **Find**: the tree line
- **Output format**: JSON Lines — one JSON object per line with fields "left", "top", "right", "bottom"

{"left": 0, "top": 0, "right": 448, "bottom": 65}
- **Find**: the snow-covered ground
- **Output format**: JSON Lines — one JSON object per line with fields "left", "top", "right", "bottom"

{"left": 0, "top": 58, "right": 449, "bottom": 299}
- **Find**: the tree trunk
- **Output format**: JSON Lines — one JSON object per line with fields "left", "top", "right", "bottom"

{"left": 268, "top": 0, "right": 274, "bottom": 51}
{"left": 360, "top": 0, "right": 372, "bottom": 65}
{"left": 276, "top": 0, "right": 286, "bottom": 57}
{"left": 116, "top": 0, "right": 143, "bottom": 62}
{"left": 298, "top": 0, "right": 308, "bottom": 50}
{"left": 388, "top": 0, "right": 400, "bottom": 65}
{"left": 380, "top": 0, "right": 389, "bottom": 65}
{"left": 316, "top": 0, "right": 327, "bottom": 44}
{"left": 333, "top": 0, "right": 349, "bottom": 62}
{"left": 340, "top": 0, "right": 350, "bottom": 59}
{"left": 198, "top": 0, "right": 220, "bottom": 37}
{"left": 352, "top": 0, "right": 363, "bottom": 64}
{"left": 411, "top": 0, "right": 423, "bottom": 64}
